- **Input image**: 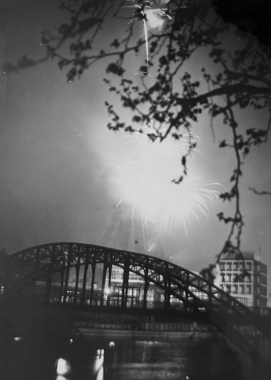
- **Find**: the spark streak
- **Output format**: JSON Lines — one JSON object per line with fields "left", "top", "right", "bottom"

{"left": 122, "top": 0, "right": 172, "bottom": 73}
{"left": 116, "top": 123, "right": 220, "bottom": 235}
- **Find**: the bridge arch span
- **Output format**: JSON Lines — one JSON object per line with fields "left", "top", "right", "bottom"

{"left": 2, "top": 242, "right": 271, "bottom": 376}
{"left": 2, "top": 242, "right": 264, "bottom": 320}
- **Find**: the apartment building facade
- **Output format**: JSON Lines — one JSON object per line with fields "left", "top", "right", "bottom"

{"left": 214, "top": 251, "right": 267, "bottom": 308}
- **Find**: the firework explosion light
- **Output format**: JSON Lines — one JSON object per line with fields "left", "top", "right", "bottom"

{"left": 122, "top": 0, "right": 174, "bottom": 73}
{"left": 117, "top": 125, "right": 220, "bottom": 235}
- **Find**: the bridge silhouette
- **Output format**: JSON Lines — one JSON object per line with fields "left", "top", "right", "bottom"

{"left": 2, "top": 242, "right": 271, "bottom": 376}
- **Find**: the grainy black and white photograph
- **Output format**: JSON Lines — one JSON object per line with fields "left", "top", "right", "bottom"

{"left": 0, "top": 0, "right": 271, "bottom": 379}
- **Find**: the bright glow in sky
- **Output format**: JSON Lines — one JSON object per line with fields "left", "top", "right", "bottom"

{"left": 2, "top": 0, "right": 271, "bottom": 277}
{"left": 118, "top": 125, "right": 219, "bottom": 233}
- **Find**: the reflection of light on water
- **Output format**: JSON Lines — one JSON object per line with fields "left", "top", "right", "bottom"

{"left": 135, "top": 340, "right": 165, "bottom": 345}
{"left": 14, "top": 337, "right": 23, "bottom": 341}
{"left": 94, "top": 349, "right": 104, "bottom": 380}
{"left": 56, "top": 376, "right": 67, "bottom": 380}
{"left": 96, "top": 365, "right": 104, "bottom": 380}
{"left": 56, "top": 358, "right": 71, "bottom": 376}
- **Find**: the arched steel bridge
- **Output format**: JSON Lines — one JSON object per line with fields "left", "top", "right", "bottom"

{"left": 2, "top": 242, "right": 271, "bottom": 373}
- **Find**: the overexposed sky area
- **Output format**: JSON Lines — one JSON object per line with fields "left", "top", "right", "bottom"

{"left": 0, "top": 0, "right": 270, "bottom": 292}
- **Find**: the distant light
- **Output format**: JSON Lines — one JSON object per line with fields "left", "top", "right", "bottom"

{"left": 109, "top": 341, "right": 115, "bottom": 348}
{"left": 70, "top": 339, "right": 73, "bottom": 344}
{"left": 14, "top": 337, "right": 22, "bottom": 341}
{"left": 56, "top": 358, "right": 71, "bottom": 376}
{"left": 104, "top": 287, "right": 111, "bottom": 295}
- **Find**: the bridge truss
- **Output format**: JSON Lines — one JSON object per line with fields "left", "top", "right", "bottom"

{"left": 2, "top": 242, "right": 271, "bottom": 372}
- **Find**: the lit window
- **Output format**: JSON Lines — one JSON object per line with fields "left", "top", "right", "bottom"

{"left": 239, "top": 285, "right": 244, "bottom": 294}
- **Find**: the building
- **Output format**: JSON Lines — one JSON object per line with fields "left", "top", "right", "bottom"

{"left": 214, "top": 251, "right": 267, "bottom": 308}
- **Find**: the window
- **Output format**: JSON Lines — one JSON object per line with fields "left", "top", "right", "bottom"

{"left": 233, "top": 262, "right": 238, "bottom": 271}
{"left": 239, "top": 285, "right": 245, "bottom": 294}
{"left": 239, "top": 263, "right": 245, "bottom": 271}
{"left": 226, "top": 274, "right": 231, "bottom": 282}
{"left": 260, "top": 264, "right": 267, "bottom": 275}
{"left": 246, "top": 285, "right": 251, "bottom": 294}
{"left": 246, "top": 262, "right": 252, "bottom": 271}
{"left": 220, "top": 263, "right": 225, "bottom": 271}
{"left": 232, "top": 285, "right": 238, "bottom": 294}
{"left": 220, "top": 274, "right": 225, "bottom": 282}
{"left": 111, "top": 270, "right": 123, "bottom": 280}
{"left": 226, "top": 285, "right": 231, "bottom": 293}
{"left": 226, "top": 262, "right": 232, "bottom": 271}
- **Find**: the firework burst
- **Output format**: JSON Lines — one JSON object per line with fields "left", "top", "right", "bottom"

{"left": 116, "top": 123, "right": 220, "bottom": 235}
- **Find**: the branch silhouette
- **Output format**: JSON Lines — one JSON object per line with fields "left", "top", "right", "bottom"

{"left": 3, "top": 0, "right": 271, "bottom": 267}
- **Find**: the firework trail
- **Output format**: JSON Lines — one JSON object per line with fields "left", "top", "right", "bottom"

{"left": 122, "top": 0, "right": 173, "bottom": 74}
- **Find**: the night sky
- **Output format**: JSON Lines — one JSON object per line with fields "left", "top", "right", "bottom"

{"left": 0, "top": 0, "right": 271, "bottom": 296}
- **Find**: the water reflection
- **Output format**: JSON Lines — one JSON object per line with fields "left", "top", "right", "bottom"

{"left": 56, "top": 358, "right": 71, "bottom": 376}
{"left": 1, "top": 334, "right": 252, "bottom": 380}
{"left": 94, "top": 349, "right": 104, "bottom": 380}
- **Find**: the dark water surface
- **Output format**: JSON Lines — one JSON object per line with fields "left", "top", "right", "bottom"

{"left": 1, "top": 333, "right": 258, "bottom": 380}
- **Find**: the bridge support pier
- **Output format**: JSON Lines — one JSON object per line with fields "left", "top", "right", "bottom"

{"left": 143, "top": 265, "right": 149, "bottom": 309}
{"left": 63, "top": 246, "right": 72, "bottom": 304}
{"left": 73, "top": 257, "right": 80, "bottom": 305}
{"left": 121, "top": 255, "right": 130, "bottom": 308}
{"left": 107, "top": 259, "right": 112, "bottom": 307}
{"left": 45, "top": 246, "right": 55, "bottom": 303}
{"left": 59, "top": 262, "right": 65, "bottom": 303}
{"left": 164, "top": 278, "right": 171, "bottom": 312}
{"left": 89, "top": 261, "right": 96, "bottom": 306}
{"left": 100, "top": 261, "right": 108, "bottom": 306}
{"left": 81, "top": 253, "right": 89, "bottom": 305}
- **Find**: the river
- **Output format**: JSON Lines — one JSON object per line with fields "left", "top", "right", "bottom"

{"left": 0, "top": 331, "right": 261, "bottom": 380}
